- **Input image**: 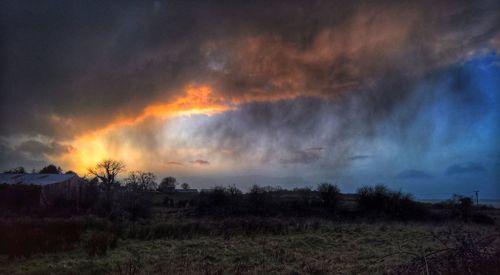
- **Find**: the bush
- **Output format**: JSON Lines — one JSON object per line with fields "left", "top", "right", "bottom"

{"left": 317, "top": 183, "right": 340, "bottom": 209}
{"left": 448, "top": 194, "right": 474, "bottom": 222}
{"left": 198, "top": 185, "right": 244, "bottom": 215}
{"left": 356, "top": 185, "right": 428, "bottom": 220}
{"left": 247, "top": 185, "right": 276, "bottom": 215}
{"left": 357, "top": 185, "right": 391, "bottom": 211}
{"left": 293, "top": 187, "right": 313, "bottom": 205}
{"left": 196, "top": 184, "right": 337, "bottom": 217}
{"left": 118, "top": 191, "right": 152, "bottom": 221}
{"left": 89, "top": 190, "right": 152, "bottom": 221}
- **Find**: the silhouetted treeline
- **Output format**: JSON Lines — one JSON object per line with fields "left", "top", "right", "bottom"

{"left": 194, "top": 184, "right": 341, "bottom": 217}
{"left": 2, "top": 177, "right": 494, "bottom": 224}
{"left": 1, "top": 162, "right": 496, "bottom": 263}
{"left": 0, "top": 182, "right": 495, "bottom": 259}
{"left": 192, "top": 184, "right": 430, "bottom": 221}
{"left": 356, "top": 185, "right": 428, "bottom": 220}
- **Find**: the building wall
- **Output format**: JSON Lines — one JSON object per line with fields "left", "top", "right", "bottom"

{"left": 40, "top": 177, "right": 84, "bottom": 207}
{"left": 0, "top": 184, "right": 41, "bottom": 209}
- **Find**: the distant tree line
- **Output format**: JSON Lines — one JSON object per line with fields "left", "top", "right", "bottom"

{"left": 3, "top": 164, "right": 75, "bottom": 175}
{"left": 3, "top": 160, "right": 188, "bottom": 194}
{"left": 2, "top": 159, "right": 493, "bottom": 225}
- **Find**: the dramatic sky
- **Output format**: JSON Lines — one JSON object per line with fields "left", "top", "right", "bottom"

{"left": 1, "top": 0, "right": 499, "bottom": 198}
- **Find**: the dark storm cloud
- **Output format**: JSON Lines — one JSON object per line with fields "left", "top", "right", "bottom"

{"left": 197, "top": 98, "right": 339, "bottom": 162}
{"left": 0, "top": 0, "right": 208, "bottom": 138}
{"left": 16, "top": 140, "right": 73, "bottom": 159}
{"left": 194, "top": 0, "right": 499, "bottom": 168}
{"left": 195, "top": 49, "right": 499, "bottom": 170}
{"left": 445, "top": 162, "right": 486, "bottom": 175}
{"left": 0, "top": 140, "right": 71, "bottom": 170}
{"left": 396, "top": 170, "right": 433, "bottom": 180}
{"left": 1, "top": 0, "right": 498, "bottom": 136}
{"left": 212, "top": 0, "right": 500, "bottom": 103}
{"left": 281, "top": 147, "right": 323, "bottom": 164}
{"left": 0, "top": 143, "right": 46, "bottom": 170}
{"left": 0, "top": 0, "right": 499, "bottom": 170}
{"left": 195, "top": 96, "right": 379, "bottom": 175}
{"left": 1, "top": 0, "right": 353, "bottom": 137}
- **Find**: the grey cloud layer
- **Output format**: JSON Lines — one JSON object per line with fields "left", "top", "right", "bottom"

{"left": 0, "top": 0, "right": 499, "bottom": 172}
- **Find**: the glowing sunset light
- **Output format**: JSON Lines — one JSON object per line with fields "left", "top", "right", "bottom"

{"left": 96, "top": 85, "right": 233, "bottom": 133}
{"left": 1, "top": 0, "right": 499, "bottom": 198}
{"left": 142, "top": 85, "right": 233, "bottom": 119}
{"left": 54, "top": 85, "right": 234, "bottom": 174}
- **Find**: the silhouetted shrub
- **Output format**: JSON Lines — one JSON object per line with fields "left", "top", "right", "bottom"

{"left": 438, "top": 194, "right": 495, "bottom": 224}
{"left": 196, "top": 185, "right": 339, "bottom": 217}
{"left": 158, "top": 176, "right": 177, "bottom": 193}
{"left": 89, "top": 190, "right": 152, "bottom": 221}
{"left": 448, "top": 194, "right": 474, "bottom": 222}
{"left": 198, "top": 185, "right": 244, "bottom": 215}
{"left": 356, "top": 184, "right": 428, "bottom": 220}
{"left": 207, "top": 186, "right": 232, "bottom": 206}
{"left": 293, "top": 187, "right": 313, "bottom": 205}
{"left": 117, "top": 191, "right": 152, "bottom": 221}
{"left": 357, "top": 185, "right": 390, "bottom": 212}
{"left": 247, "top": 185, "right": 276, "bottom": 215}
{"left": 317, "top": 183, "right": 340, "bottom": 209}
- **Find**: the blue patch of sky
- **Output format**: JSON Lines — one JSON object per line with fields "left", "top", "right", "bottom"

{"left": 347, "top": 52, "right": 500, "bottom": 199}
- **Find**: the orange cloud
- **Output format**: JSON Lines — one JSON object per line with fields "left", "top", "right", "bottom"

{"left": 53, "top": 85, "right": 233, "bottom": 174}
{"left": 165, "top": 161, "right": 184, "bottom": 166}
{"left": 96, "top": 85, "right": 233, "bottom": 134}
{"left": 49, "top": 9, "right": 422, "bottom": 175}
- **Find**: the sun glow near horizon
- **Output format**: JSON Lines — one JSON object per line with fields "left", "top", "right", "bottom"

{"left": 53, "top": 85, "right": 234, "bottom": 174}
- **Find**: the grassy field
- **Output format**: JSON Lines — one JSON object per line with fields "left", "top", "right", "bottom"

{"left": 1, "top": 221, "right": 498, "bottom": 275}
{"left": 2, "top": 187, "right": 499, "bottom": 274}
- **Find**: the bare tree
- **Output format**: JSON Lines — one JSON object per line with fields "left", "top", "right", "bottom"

{"left": 317, "top": 182, "right": 340, "bottom": 207}
{"left": 124, "top": 171, "right": 140, "bottom": 191}
{"left": 125, "top": 171, "right": 157, "bottom": 191}
{"left": 88, "top": 159, "right": 126, "bottom": 190}
{"left": 158, "top": 176, "right": 177, "bottom": 193}
{"left": 180, "top": 182, "right": 190, "bottom": 190}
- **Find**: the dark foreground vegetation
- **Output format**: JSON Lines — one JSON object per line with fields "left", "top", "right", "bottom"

{"left": 1, "top": 163, "right": 499, "bottom": 274}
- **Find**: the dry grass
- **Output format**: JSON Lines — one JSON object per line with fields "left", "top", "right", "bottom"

{"left": 1, "top": 221, "right": 498, "bottom": 275}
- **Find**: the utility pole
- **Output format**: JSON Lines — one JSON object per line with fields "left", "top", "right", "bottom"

{"left": 473, "top": 190, "right": 479, "bottom": 205}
